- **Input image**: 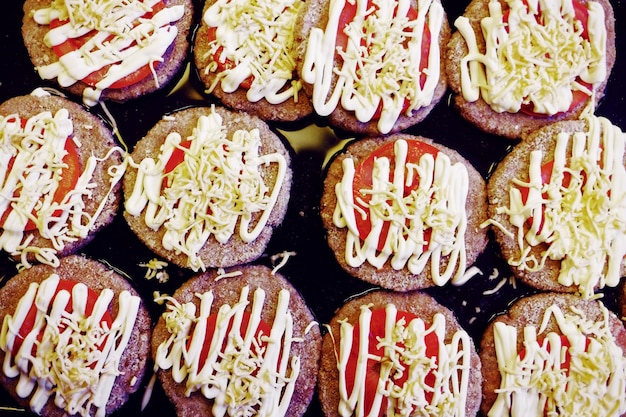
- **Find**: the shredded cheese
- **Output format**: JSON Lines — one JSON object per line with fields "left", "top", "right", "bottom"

{"left": 0, "top": 274, "right": 140, "bottom": 417}
{"left": 455, "top": 0, "right": 607, "bottom": 115}
{"left": 154, "top": 285, "right": 303, "bottom": 417}
{"left": 203, "top": 0, "right": 304, "bottom": 104}
{"left": 125, "top": 107, "right": 288, "bottom": 272}
{"left": 485, "top": 115, "right": 626, "bottom": 298}
{"left": 302, "top": 0, "right": 444, "bottom": 133}
{"left": 32, "top": 0, "right": 185, "bottom": 106}
{"left": 0, "top": 107, "right": 126, "bottom": 270}
{"left": 139, "top": 258, "right": 169, "bottom": 282}
{"left": 333, "top": 139, "right": 470, "bottom": 286}
{"left": 489, "top": 302, "right": 626, "bottom": 417}
{"left": 333, "top": 303, "right": 472, "bottom": 416}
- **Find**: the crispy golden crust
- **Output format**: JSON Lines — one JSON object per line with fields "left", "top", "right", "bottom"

{"left": 445, "top": 0, "right": 617, "bottom": 139}
{"left": 21, "top": 0, "right": 194, "bottom": 104}
{"left": 486, "top": 119, "right": 626, "bottom": 293}
{"left": 0, "top": 255, "right": 152, "bottom": 417}
{"left": 479, "top": 293, "right": 626, "bottom": 416}
{"left": 318, "top": 289, "right": 482, "bottom": 417}
{"left": 294, "top": 0, "right": 450, "bottom": 136}
{"left": 193, "top": 0, "right": 314, "bottom": 122}
{"left": 0, "top": 93, "right": 122, "bottom": 263}
{"left": 320, "top": 133, "right": 488, "bottom": 291}
{"left": 151, "top": 264, "right": 323, "bottom": 417}
{"left": 123, "top": 106, "right": 293, "bottom": 270}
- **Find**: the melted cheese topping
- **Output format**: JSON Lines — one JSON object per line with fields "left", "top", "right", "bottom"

{"left": 202, "top": 0, "right": 304, "bottom": 104}
{"left": 125, "top": 108, "right": 287, "bottom": 272}
{"left": 489, "top": 303, "right": 626, "bottom": 417}
{"left": 0, "top": 274, "right": 141, "bottom": 417}
{"left": 333, "top": 303, "right": 472, "bottom": 416}
{"left": 32, "top": 0, "right": 185, "bottom": 106}
{"left": 333, "top": 139, "right": 470, "bottom": 285}
{"left": 154, "top": 286, "right": 302, "bottom": 417}
{"left": 455, "top": 0, "right": 606, "bottom": 114}
{"left": 487, "top": 116, "right": 626, "bottom": 298}
{"left": 301, "top": 0, "right": 444, "bottom": 134}
{"left": 0, "top": 108, "right": 126, "bottom": 270}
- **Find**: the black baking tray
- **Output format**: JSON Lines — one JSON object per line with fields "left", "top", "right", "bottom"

{"left": 0, "top": 1, "right": 625, "bottom": 416}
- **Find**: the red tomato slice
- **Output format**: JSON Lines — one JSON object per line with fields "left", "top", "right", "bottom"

{"left": 0, "top": 132, "right": 82, "bottom": 232}
{"left": 344, "top": 308, "right": 439, "bottom": 416}
{"left": 49, "top": 1, "right": 166, "bottom": 89}
{"left": 517, "top": 334, "right": 591, "bottom": 416}
{"left": 206, "top": 27, "right": 255, "bottom": 90}
{"left": 502, "top": 0, "right": 592, "bottom": 117}
{"left": 352, "top": 139, "right": 439, "bottom": 252}
{"left": 11, "top": 279, "right": 113, "bottom": 358}
{"left": 519, "top": 334, "right": 590, "bottom": 375}
{"left": 162, "top": 139, "right": 192, "bottom": 189}
{"left": 336, "top": 1, "right": 431, "bottom": 119}
{"left": 190, "top": 311, "right": 273, "bottom": 373}
{"left": 519, "top": 160, "right": 582, "bottom": 234}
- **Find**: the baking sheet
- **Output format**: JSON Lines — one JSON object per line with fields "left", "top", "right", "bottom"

{"left": 0, "top": 0, "right": 625, "bottom": 416}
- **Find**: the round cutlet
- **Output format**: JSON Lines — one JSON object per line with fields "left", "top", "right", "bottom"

{"left": 445, "top": 0, "right": 616, "bottom": 139}
{"left": 123, "top": 106, "right": 293, "bottom": 270}
{"left": 21, "top": 0, "right": 194, "bottom": 104}
{"left": 317, "top": 290, "right": 482, "bottom": 417}
{"left": 0, "top": 255, "right": 152, "bottom": 417}
{"left": 479, "top": 292, "right": 626, "bottom": 416}
{"left": 193, "top": 0, "right": 313, "bottom": 122}
{"left": 486, "top": 118, "right": 626, "bottom": 295}
{"left": 320, "top": 133, "right": 488, "bottom": 291}
{"left": 151, "top": 264, "right": 323, "bottom": 417}
{"left": 0, "top": 93, "right": 122, "bottom": 264}
{"left": 294, "top": 0, "right": 450, "bottom": 136}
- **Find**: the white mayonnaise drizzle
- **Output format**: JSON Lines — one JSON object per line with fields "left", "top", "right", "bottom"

{"left": 202, "top": 0, "right": 304, "bottom": 104}
{"left": 455, "top": 0, "right": 606, "bottom": 115}
{"left": 33, "top": 0, "right": 185, "bottom": 106}
{"left": 0, "top": 274, "right": 141, "bottom": 417}
{"left": 301, "top": 0, "right": 444, "bottom": 133}
{"left": 125, "top": 108, "right": 287, "bottom": 271}
{"left": 333, "top": 139, "right": 470, "bottom": 285}
{"left": 489, "top": 303, "right": 626, "bottom": 417}
{"left": 332, "top": 303, "right": 472, "bottom": 416}
{"left": 154, "top": 286, "right": 301, "bottom": 417}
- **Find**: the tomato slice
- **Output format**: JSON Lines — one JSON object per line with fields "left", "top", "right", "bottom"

{"left": 344, "top": 308, "right": 439, "bottom": 416}
{"left": 190, "top": 311, "right": 273, "bottom": 373}
{"left": 502, "top": 0, "right": 591, "bottom": 117}
{"left": 515, "top": 334, "right": 592, "bottom": 415}
{"left": 352, "top": 140, "right": 439, "bottom": 252}
{"left": 0, "top": 128, "right": 82, "bottom": 232}
{"left": 49, "top": 1, "right": 166, "bottom": 89}
{"left": 11, "top": 279, "right": 113, "bottom": 358}
{"left": 206, "top": 27, "right": 255, "bottom": 90}
{"left": 162, "top": 139, "right": 192, "bottom": 189}
{"left": 335, "top": 1, "right": 431, "bottom": 119}
{"left": 518, "top": 159, "right": 585, "bottom": 234}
